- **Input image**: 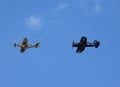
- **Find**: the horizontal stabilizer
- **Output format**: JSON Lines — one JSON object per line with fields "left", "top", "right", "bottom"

{"left": 35, "top": 42, "right": 40, "bottom": 48}
{"left": 94, "top": 40, "right": 100, "bottom": 48}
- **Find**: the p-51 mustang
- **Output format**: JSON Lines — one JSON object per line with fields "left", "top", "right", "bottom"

{"left": 14, "top": 38, "right": 40, "bottom": 53}
{"left": 72, "top": 36, "right": 100, "bottom": 53}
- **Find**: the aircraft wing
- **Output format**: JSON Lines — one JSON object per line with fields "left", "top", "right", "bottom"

{"left": 76, "top": 46, "right": 85, "bottom": 53}
{"left": 80, "top": 36, "right": 87, "bottom": 43}
{"left": 22, "top": 38, "right": 28, "bottom": 45}
{"left": 20, "top": 48, "right": 26, "bottom": 53}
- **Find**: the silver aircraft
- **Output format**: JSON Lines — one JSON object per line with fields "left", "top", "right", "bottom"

{"left": 14, "top": 38, "right": 40, "bottom": 53}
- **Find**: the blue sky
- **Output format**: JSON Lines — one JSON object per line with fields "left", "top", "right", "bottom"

{"left": 0, "top": 0, "right": 120, "bottom": 87}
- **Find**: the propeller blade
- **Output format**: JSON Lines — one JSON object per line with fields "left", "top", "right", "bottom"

{"left": 72, "top": 40, "right": 74, "bottom": 49}
{"left": 14, "top": 41, "right": 16, "bottom": 48}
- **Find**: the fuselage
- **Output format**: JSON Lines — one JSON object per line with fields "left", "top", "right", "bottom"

{"left": 73, "top": 42, "right": 87, "bottom": 48}
{"left": 20, "top": 44, "right": 29, "bottom": 49}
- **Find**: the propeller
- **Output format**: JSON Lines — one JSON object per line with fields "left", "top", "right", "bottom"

{"left": 14, "top": 41, "right": 17, "bottom": 48}
{"left": 72, "top": 40, "right": 74, "bottom": 49}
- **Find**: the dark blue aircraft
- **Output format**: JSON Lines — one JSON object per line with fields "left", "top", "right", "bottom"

{"left": 72, "top": 36, "right": 100, "bottom": 53}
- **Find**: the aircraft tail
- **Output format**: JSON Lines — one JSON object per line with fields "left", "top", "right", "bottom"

{"left": 34, "top": 42, "right": 40, "bottom": 48}
{"left": 94, "top": 40, "right": 100, "bottom": 48}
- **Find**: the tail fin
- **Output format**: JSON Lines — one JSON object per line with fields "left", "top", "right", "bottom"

{"left": 94, "top": 40, "right": 100, "bottom": 48}
{"left": 35, "top": 42, "right": 40, "bottom": 48}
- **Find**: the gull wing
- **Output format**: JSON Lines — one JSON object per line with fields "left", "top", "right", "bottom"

{"left": 22, "top": 38, "right": 28, "bottom": 45}
{"left": 20, "top": 48, "right": 26, "bottom": 53}
{"left": 76, "top": 46, "right": 85, "bottom": 53}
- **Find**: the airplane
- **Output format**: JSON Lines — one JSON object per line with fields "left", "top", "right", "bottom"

{"left": 72, "top": 36, "right": 100, "bottom": 53}
{"left": 14, "top": 38, "right": 40, "bottom": 53}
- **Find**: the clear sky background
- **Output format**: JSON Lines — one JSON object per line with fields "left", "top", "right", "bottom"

{"left": 0, "top": 0, "right": 120, "bottom": 87}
